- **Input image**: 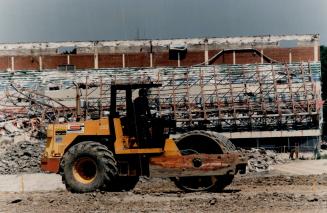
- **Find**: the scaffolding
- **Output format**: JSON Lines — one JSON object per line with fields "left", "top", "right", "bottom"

{"left": 1, "top": 62, "right": 322, "bottom": 133}
{"left": 148, "top": 62, "right": 322, "bottom": 132}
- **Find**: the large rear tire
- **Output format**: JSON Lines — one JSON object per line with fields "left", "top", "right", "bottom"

{"left": 173, "top": 130, "right": 236, "bottom": 192}
{"left": 60, "top": 141, "right": 118, "bottom": 193}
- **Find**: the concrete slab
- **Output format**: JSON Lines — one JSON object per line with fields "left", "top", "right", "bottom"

{"left": 272, "top": 159, "right": 327, "bottom": 175}
{"left": 0, "top": 173, "right": 65, "bottom": 192}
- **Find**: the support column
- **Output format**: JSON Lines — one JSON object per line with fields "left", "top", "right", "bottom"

{"left": 150, "top": 53, "right": 153, "bottom": 67}
{"left": 94, "top": 48, "right": 99, "bottom": 69}
{"left": 122, "top": 54, "right": 125, "bottom": 68}
{"left": 67, "top": 55, "right": 70, "bottom": 64}
{"left": 233, "top": 51, "right": 236, "bottom": 65}
{"left": 11, "top": 56, "right": 14, "bottom": 71}
{"left": 39, "top": 56, "right": 43, "bottom": 70}
{"left": 204, "top": 41, "right": 209, "bottom": 65}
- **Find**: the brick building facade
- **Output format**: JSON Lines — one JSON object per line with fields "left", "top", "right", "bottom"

{"left": 0, "top": 34, "right": 320, "bottom": 71}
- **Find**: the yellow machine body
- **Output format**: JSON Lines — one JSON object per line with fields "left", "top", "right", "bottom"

{"left": 41, "top": 117, "right": 182, "bottom": 173}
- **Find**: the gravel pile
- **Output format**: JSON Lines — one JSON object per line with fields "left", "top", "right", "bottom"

{"left": 246, "top": 148, "right": 288, "bottom": 173}
{"left": 0, "top": 140, "right": 45, "bottom": 175}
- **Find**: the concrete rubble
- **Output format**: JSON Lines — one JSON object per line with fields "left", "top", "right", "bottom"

{"left": 0, "top": 140, "right": 45, "bottom": 175}
{"left": 245, "top": 148, "right": 288, "bottom": 173}
{"left": 0, "top": 118, "right": 45, "bottom": 175}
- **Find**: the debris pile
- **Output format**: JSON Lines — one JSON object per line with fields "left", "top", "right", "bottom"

{"left": 0, "top": 118, "right": 46, "bottom": 175}
{"left": 0, "top": 118, "right": 45, "bottom": 147}
{"left": 246, "top": 148, "right": 288, "bottom": 173}
{"left": 0, "top": 140, "right": 45, "bottom": 174}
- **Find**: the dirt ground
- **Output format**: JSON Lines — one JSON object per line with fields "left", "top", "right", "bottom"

{"left": 1, "top": 173, "right": 327, "bottom": 213}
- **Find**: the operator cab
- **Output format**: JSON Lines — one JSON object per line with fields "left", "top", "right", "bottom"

{"left": 109, "top": 82, "right": 175, "bottom": 149}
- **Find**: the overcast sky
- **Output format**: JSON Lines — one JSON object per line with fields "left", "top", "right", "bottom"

{"left": 0, "top": 0, "right": 326, "bottom": 44}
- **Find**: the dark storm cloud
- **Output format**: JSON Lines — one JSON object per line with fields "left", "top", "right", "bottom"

{"left": 0, "top": 0, "right": 326, "bottom": 43}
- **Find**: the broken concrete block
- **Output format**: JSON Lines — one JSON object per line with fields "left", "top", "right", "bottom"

{"left": 4, "top": 123, "right": 20, "bottom": 133}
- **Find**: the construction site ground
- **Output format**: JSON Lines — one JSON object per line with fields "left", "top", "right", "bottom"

{"left": 0, "top": 160, "right": 326, "bottom": 212}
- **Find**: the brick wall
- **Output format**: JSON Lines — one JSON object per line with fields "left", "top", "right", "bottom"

{"left": 125, "top": 53, "right": 150, "bottom": 67}
{"left": 180, "top": 51, "right": 204, "bottom": 66}
{"left": 290, "top": 47, "right": 315, "bottom": 62}
{"left": 235, "top": 52, "right": 262, "bottom": 64}
{"left": 0, "top": 46, "right": 317, "bottom": 71}
{"left": 0, "top": 56, "right": 10, "bottom": 70}
{"left": 14, "top": 56, "right": 39, "bottom": 70}
{"left": 263, "top": 47, "right": 315, "bottom": 63}
{"left": 153, "top": 52, "right": 178, "bottom": 67}
{"left": 42, "top": 56, "right": 67, "bottom": 69}
{"left": 263, "top": 48, "right": 291, "bottom": 63}
{"left": 70, "top": 55, "right": 94, "bottom": 69}
{"left": 98, "top": 54, "right": 123, "bottom": 68}
{"left": 208, "top": 50, "right": 234, "bottom": 64}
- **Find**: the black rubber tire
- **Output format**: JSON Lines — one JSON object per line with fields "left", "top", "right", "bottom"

{"left": 173, "top": 130, "right": 236, "bottom": 192}
{"left": 110, "top": 176, "right": 139, "bottom": 192}
{"left": 60, "top": 141, "right": 118, "bottom": 193}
